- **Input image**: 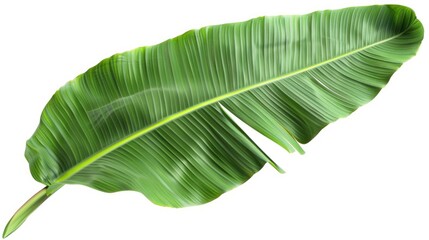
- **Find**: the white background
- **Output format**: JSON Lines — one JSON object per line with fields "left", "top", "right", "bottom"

{"left": 0, "top": 0, "right": 428, "bottom": 239}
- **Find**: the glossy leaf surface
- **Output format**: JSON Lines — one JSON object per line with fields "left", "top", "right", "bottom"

{"left": 4, "top": 5, "right": 423, "bottom": 238}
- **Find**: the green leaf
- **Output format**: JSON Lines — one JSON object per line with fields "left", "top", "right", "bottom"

{"left": 4, "top": 4, "right": 423, "bottom": 238}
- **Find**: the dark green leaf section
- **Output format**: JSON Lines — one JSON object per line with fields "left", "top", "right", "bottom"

{"left": 25, "top": 5, "right": 423, "bottom": 209}
{"left": 67, "top": 105, "right": 268, "bottom": 207}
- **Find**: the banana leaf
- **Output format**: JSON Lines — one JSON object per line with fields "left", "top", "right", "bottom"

{"left": 3, "top": 4, "right": 423, "bottom": 238}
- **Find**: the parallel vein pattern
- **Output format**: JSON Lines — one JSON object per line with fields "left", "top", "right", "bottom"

{"left": 4, "top": 5, "right": 423, "bottom": 238}
{"left": 25, "top": 5, "right": 423, "bottom": 208}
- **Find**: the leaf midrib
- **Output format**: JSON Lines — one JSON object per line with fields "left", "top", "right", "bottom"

{"left": 53, "top": 28, "right": 408, "bottom": 184}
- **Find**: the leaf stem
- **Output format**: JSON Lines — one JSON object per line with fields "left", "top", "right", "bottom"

{"left": 3, "top": 185, "right": 62, "bottom": 238}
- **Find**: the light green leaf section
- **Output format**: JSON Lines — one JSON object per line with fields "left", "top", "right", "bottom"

{"left": 4, "top": 4, "right": 423, "bottom": 238}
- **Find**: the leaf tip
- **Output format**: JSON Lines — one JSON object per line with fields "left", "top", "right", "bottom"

{"left": 268, "top": 161, "right": 286, "bottom": 174}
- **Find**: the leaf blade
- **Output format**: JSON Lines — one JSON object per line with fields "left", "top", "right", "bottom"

{"left": 25, "top": 4, "right": 423, "bottom": 208}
